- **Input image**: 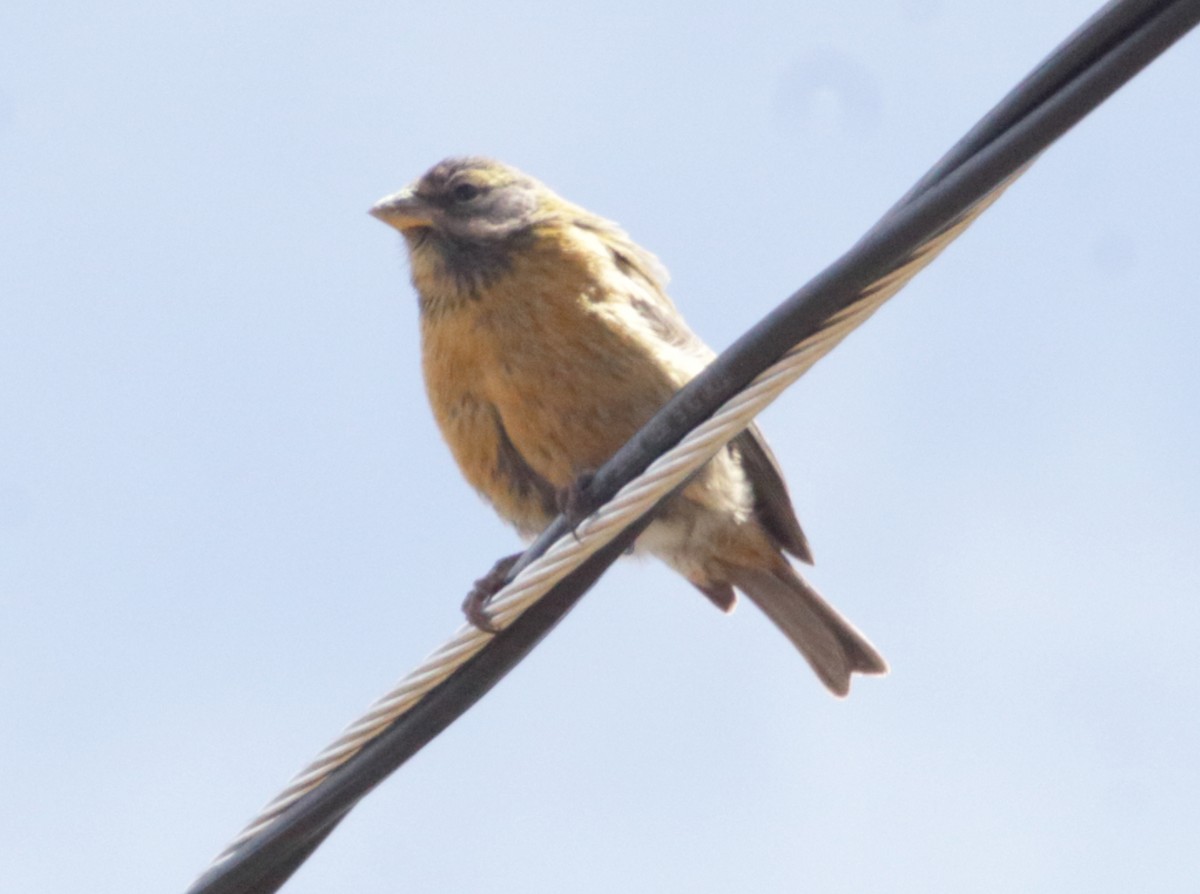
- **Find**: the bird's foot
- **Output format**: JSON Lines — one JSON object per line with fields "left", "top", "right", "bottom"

{"left": 556, "top": 470, "right": 598, "bottom": 538}
{"left": 462, "top": 552, "right": 523, "bottom": 633}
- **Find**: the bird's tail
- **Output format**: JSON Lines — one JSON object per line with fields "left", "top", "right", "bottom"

{"left": 727, "top": 563, "right": 887, "bottom": 697}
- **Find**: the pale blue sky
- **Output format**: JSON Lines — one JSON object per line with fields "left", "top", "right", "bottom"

{"left": 2, "top": 2, "right": 1198, "bottom": 892}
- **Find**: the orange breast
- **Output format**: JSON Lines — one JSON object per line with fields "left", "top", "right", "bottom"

{"left": 419, "top": 225, "right": 683, "bottom": 530}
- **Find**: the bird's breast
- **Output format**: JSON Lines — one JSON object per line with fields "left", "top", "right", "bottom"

{"left": 420, "top": 230, "right": 688, "bottom": 494}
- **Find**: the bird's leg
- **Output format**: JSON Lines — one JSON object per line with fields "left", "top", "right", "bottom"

{"left": 463, "top": 468, "right": 602, "bottom": 632}
{"left": 556, "top": 469, "right": 598, "bottom": 537}
{"left": 462, "top": 552, "right": 523, "bottom": 633}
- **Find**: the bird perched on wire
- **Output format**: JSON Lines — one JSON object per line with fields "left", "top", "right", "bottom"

{"left": 370, "top": 157, "right": 886, "bottom": 696}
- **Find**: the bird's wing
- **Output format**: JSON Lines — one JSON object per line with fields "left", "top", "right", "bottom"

{"left": 574, "top": 214, "right": 671, "bottom": 287}
{"left": 732, "top": 425, "right": 814, "bottom": 564}
{"left": 577, "top": 216, "right": 714, "bottom": 363}
{"left": 575, "top": 213, "right": 812, "bottom": 564}
{"left": 577, "top": 216, "right": 814, "bottom": 563}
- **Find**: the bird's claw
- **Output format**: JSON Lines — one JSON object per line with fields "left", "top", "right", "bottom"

{"left": 462, "top": 552, "right": 523, "bottom": 633}
{"left": 556, "top": 470, "right": 598, "bottom": 540}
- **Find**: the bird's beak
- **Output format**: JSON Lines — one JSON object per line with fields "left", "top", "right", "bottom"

{"left": 369, "top": 187, "right": 435, "bottom": 231}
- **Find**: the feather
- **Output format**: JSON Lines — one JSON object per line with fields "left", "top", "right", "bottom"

{"left": 727, "top": 563, "right": 887, "bottom": 696}
{"left": 733, "top": 427, "right": 814, "bottom": 564}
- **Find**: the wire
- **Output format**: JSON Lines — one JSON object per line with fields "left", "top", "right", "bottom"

{"left": 186, "top": 3, "right": 1200, "bottom": 892}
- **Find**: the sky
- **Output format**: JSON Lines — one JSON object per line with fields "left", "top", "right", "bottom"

{"left": 2, "top": 2, "right": 1198, "bottom": 892}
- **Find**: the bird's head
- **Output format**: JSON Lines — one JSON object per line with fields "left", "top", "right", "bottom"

{"left": 370, "top": 157, "right": 580, "bottom": 305}
{"left": 370, "top": 157, "right": 558, "bottom": 246}
{"left": 370, "top": 157, "right": 668, "bottom": 309}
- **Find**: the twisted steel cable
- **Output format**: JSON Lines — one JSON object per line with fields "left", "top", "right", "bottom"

{"left": 206, "top": 184, "right": 1008, "bottom": 869}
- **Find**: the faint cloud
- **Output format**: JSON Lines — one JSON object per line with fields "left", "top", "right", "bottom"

{"left": 772, "top": 49, "right": 883, "bottom": 139}
{"left": 0, "top": 484, "right": 33, "bottom": 528}
{"left": 1090, "top": 231, "right": 1138, "bottom": 276}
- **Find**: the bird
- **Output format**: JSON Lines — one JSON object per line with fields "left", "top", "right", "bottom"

{"left": 370, "top": 156, "right": 886, "bottom": 696}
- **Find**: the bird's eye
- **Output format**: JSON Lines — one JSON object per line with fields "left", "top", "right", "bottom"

{"left": 452, "top": 182, "right": 481, "bottom": 203}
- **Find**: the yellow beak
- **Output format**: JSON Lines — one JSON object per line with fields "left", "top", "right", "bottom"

{"left": 369, "top": 187, "right": 435, "bottom": 231}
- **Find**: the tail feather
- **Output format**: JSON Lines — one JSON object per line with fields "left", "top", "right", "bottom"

{"left": 727, "top": 564, "right": 887, "bottom": 697}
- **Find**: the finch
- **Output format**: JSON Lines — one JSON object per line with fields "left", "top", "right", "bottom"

{"left": 371, "top": 157, "right": 886, "bottom": 696}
